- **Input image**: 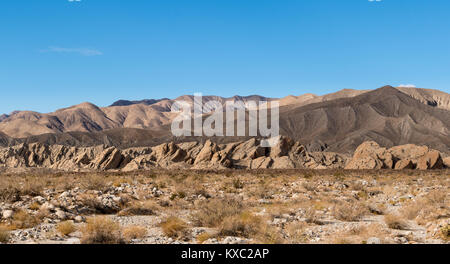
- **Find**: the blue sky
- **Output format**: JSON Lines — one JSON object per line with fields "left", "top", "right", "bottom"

{"left": 1, "top": 0, "right": 450, "bottom": 114}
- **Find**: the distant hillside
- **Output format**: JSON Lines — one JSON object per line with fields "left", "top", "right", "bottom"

{"left": 0, "top": 86, "right": 449, "bottom": 154}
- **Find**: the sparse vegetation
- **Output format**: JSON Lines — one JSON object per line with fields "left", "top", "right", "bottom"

{"left": 333, "top": 202, "right": 368, "bottom": 222}
{"left": 81, "top": 216, "right": 124, "bottom": 244}
{"left": 123, "top": 226, "right": 148, "bottom": 241}
{"left": 384, "top": 214, "right": 409, "bottom": 230}
{"left": 160, "top": 216, "right": 188, "bottom": 239}
{"left": 0, "top": 169, "right": 447, "bottom": 244}
{"left": 193, "top": 198, "right": 243, "bottom": 228}
{"left": 0, "top": 226, "right": 10, "bottom": 244}
{"left": 56, "top": 221, "right": 76, "bottom": 236}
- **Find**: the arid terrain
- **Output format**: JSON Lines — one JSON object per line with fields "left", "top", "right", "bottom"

{"left": 0, "top": 86, "right": 448, "bottom": 245}
{"left": 0, "top": 169, "right": 448, "bottom": 244}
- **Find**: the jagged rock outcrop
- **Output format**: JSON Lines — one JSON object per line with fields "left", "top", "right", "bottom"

{"left": 345, "top": 141, "right": 446, "bottom": 170}
{"left": 0, "top": 138, "right": 446, "bottom": 171}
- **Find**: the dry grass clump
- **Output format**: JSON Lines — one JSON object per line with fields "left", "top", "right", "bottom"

{"left": 384, "top": 214, "right": 409, "bottom": 230}
{"left": 333, "top": 201, "right": 368, "bottom": 222}
{"left": 56, "top": 221, "right": 76, "bottom": 236}
{"left": 81, "top": 174, "right": 109, "bottom": 191}
{"left": 9, "top": 209, "right": 41, "bottom": 229}
{"left": 400, "top": 201, "right": 423, "bottom": 220}
{"left": 441, "top": 225, "right": 449, "bottom": 241}
{"left": 285, "top": 222, "right": 308, "bottom": 244}
{"left": 196, "top": 232, "right": 213, "bottom": 244}
{"left": 81, "top": 216, "right": 124, "bottom": 244}
{"left": 219, "top": 211, "right": 264, "bottom": 238}
{"left": 123, "top": 226, "right": 148, "bottom": 241}
{"left": 193, "top": 198, "right": 243, "bottom": 228}
{"left": 0, "top": 226, "right": 10, "bottom": 244}
{"left": 160, "top": 216, "right": 188, "bottom": 239}
{"left": 20, "top": 177, "right": 44, "bottom": 197}
{"left": 118, "top": 201, "right": 159, "bottom": 216}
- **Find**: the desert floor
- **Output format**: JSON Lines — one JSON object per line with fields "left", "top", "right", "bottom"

{"left": 0, "top": 169, "right": 448, "bottom": 244}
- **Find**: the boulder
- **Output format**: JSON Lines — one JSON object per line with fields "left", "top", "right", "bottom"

{"left": 345, "top": 141, "right": 393, "bottom": 169}
{"left": 394, "top": 159, "right": 415, "bottom": 170}
{"left": 444, "top": 157, "right": 450, "bottom": 168}
{"left": 417, "top": 150, "right": 444, "bottom": 170}
{"left": 250, "top": 157, "right": 273, "bottom": 169}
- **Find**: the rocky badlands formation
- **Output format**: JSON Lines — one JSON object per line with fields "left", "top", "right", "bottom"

{"left": 0, "top": 137, "right": 448, "bottom": 171}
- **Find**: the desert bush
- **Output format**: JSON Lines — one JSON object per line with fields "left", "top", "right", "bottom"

{"left": 81, "top": 174, "right": 109, "bottom": 191}
{"left": 56, "top": 221, "right": 76, "bottom": 236}
{"left": 400, "top": 201, "right": 423, "bottom": 220}
{"left": 441, "top": 225, "right": 449, "bottom": 241}
{"left": 160, "top": 216, "right": 188, "bottom": 239}
{"left": 285, "top": 222, "right": 308, "bottom": 244}
{"left": 118, "top": 201, "right": 159, "bottom": 216}
{"left": 10, "top": 209, "right": 41, "bottom": 229}
{"left": 20, "top": 177, "right": 44, "bottom": 197}
{"left": 0, "top": 226, "right": 10, "bottom": 244}
{"left": 219, "top": 212, "right": 263, "bottom": 238}
{"left": 81, "top": 216, "right": 124, "bottom": 244}
{"left": 123, "top": 226, "right": 148, "bottom": 241}
{"left": 333, "top": 202, "right": 368, "bottom": 222}
{"left": 384, "top": 214, "right": 409, "bottom": 230}
{"left": 193, "top": 198, "right": 243, "bottom": 228}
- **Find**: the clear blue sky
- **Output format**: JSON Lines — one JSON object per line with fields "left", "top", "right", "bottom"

{"left": 1, "top": 0, "right": 450, "bottom": 114}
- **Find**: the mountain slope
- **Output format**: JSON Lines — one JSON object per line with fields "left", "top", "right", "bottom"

{"left": 0, "top": 86, "right": 448, "bottom": 154}
{"left": 279, "top": 86, "right": 450, "bottom": 153}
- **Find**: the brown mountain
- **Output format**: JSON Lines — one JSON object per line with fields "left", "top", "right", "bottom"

{"left": 0, "top": 86, "right": 448, "bottom": 154}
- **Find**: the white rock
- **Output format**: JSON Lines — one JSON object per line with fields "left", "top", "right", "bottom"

{"left": 367, "top": 237, "right": 381, "bottom": 244}
{"left": 55, "top": 210, "right": 67, "bottom": 220}
{"left": 2, "top": 210, "right": 14, "bottom": 219}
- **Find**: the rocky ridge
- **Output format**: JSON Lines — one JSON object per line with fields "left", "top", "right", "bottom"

{"left": 0, "top": 137, "right": 448, "bottom": 171}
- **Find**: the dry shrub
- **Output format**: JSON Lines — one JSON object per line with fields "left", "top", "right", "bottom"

{"left": 56, "top": 221, "right": 76, "bottom": 236}
{"left": 384, "top": 214, "right": 409, "bottom": 230}
{"left": 81, "top": 174, "right": 109, "bottom": 191}
{"left": 426, "top": 190, "right": 447, "bottom": 205}
{"left": 118, "top": 201, "right": 159, "bottom": 216}
{"left": 81, "top": 216, "right": 124, "bottom": 244}
{"left": 21, "top": 177, "right": 44, "bottom": 197}
{"left": 10, "top": 209, "right": 41, "bottom": 229}
{"left": 285, "top": 222, "right": 308, "bottom": 244}
{"left": 441, "top": 225, "right": 449, "bottom": 241}
{"left": 123, "top": 226, "right": 148, "bottom": 241}
{"left": 219, "top": 212, "right": 263, "bottom": 238}
{"left": 0, "top": 179, "right": 20, "bottom": 203}
{"left": 333, "top": 202, "right": 368, "bottom": 222}
{"left": 197, "top": 232, "right": 212, "bottom": 244}
{"left": 160, "top": 216, "right": 188, "bottom": 239}
{"left": 400, "top": 201, "right": 423, "bottom": 220}
{"left": 0, "top": 226, "right": 10, "bottom": 244}
{"left": 193, "top": 198, "right": 243, "bottom": 228}
{"left": 28, "top": 202, "right": 41, "bottom": 211}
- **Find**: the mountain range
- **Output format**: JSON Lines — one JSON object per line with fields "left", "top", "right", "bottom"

{"left": 0, "top": 86, "right": 449, "bottom": 154}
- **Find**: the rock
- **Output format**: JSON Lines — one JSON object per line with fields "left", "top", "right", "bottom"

{"left": 194, "top": 140, "right": 220, "bottom": 165}
{"left": 345, "top": 141, "right": 393, "bottom": 170}
{"left": 74, "top": 216, "right": 85, "bottom": 223}
{"left": 250, "top": 157, "right": 273, "bottom": 169}
{"left": 270, "top": 136, "right": 294, "bottom": 158}
{"left": 40, "top": 202, "right": 55, "bottom": 211}
{"left": 394, "top": 159, "right": 415, "bottom": 170}
{"left": 444, "top": 157, "right": 450, "bottom": 168}
{"left": 55, "top": 210, "right": 67, "bottom": 220}
{"left": 2, "top": 210, "right": 14, "bottom": 219}
{"left": 272, "top": 156, "right": 295, "bottom": 169}
{"left": 417, "top": 150, "right": 444, "bottom": 170}
{"left": 389, "top": 145, "right": 429, "bottom": 161}
{"left": 366, "top": 237, "right": 382, "bottom": 244}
